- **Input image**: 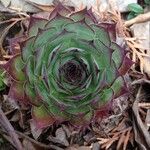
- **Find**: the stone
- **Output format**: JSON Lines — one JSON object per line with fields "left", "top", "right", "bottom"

{"left": 68, "top": 0, "right": 137, "bottom": 12}
{"left": 0, "top": 0, "right": 137, "bottom": 12}
{"left": 130, "top": 22, "right": 150, "bottom": 77}
{"left": 130, "top": 22, "right": 150, "bottom": 52}
{"left": 92, "top": 142, "right": 100, "bottom": 150}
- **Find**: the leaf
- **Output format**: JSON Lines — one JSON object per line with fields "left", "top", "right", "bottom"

{"left": 0, "top": 81, "right": 5, "bottom": 91}
{"left": 55, "top": 127, "right": 69, "bottom": 146}
{"left": 143, "top": 56, "right": 150, "bottom": 78}
{"left": 128, "top": 3, "right": 144, "bottom": 14}
{"left": 144, "top": 0, "right": 150, "bottom": 5}
{"left": 4, "top": 54, "right": 26, "bottom": 81}
{"left": 0, "top": 21, "right": 18, "bottom": 55}
{"left": 127, "top": 12, "right": 137, "bottom": 20}
{"left": 117, "top": 132, "right": 125, "bottom": 150}
{"left": 0, "top": 72, "right": 6, "bottom": 91}
{"left": 23, "top": 139, "right": 36, "bottom": 150}
{"left": 123, "top": 129, "right": 131, "bottom": 150}
{"left": 32, "top": 105, "right": 56, "bottom": 129}
{"left": 30, "top": 119, "right": 43, "bottom": 140}
{"left": 132, "top": 88, "right": 150, "bottom": 149}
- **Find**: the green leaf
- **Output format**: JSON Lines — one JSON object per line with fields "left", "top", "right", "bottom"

{"left": 127, "top": 12, "right": 137, "bottom": 20}
{"left": 70, "top": 108, "right": 93, "bottom": 125}
{"left": 93, "top": 39, "right": 112, "bottom": 68}
{"left": 25, "top": 56, "right": 36, "bottom": 84}
{"left": 28, "top": 17, "right": 48, "bottom": 37}
{"left": 8, "top": 81, "right": 26, "bottom": 103}
{"left": 65, "top": 21, "right": 94, "bottom": 41}
{"left": 111, "top": 42, "right": 124, "bottom": 68}
{"left": 45, "top": 15, "right": 73, "bottom": 29}
{"left": 128, "top": 3, "right": 144, "bottom": 14}
{"left": 0, "top": 69, "right": 6, "bottom": 91}
{"left": 66, "top": 105, "right": 90, "bottom": 115}
{"left": 34, "top": 28, "right": 58, "bottom": 48}
{"left": 0, "top": 77, "right": 6, "bottom": 91}
{"left": 111, "top": 76, "right": 127, "bottom": 97}
{"left": 70, "top": 8, "right": 97, "bottom": 24}
{"left": 7, "top": 55, "right": 26, "bottom": 81}
{"left": 25, "top": 82, "right": 41, "bottom": 106}
{"left": 21, "top": 37, "right": 35, "bottom": 62}
{"left": 99, "top": 88, "right": 114, "bottom": 105}
{"left": 144, "top": 0, "right": 150, "bottom": 5}
{"left": 32, "top": 105, "right": 56, "bottom": 128}
{"left": 91, "top": 25, "right": 111, "bottom": 47}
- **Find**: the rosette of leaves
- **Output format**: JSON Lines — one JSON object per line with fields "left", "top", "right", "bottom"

{"left": 3, "top": 4, "right": 133, "bottom": 128}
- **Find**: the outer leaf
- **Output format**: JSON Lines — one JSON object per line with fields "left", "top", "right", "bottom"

{"left": 8, "top": 81, "right": 26, "bottom": 103}
{"left": 28, "top": 17, "right": 48, "bottom": 37}
{"left": 4, "top": 54, "right": 26, "bottom": 81}
{"left": 91, "top": 25, "right": 111, "bottom": 47}
{"left": 71, "top": 109, "right": 93, "bottom": 126}
{"left": 111, "top": 42, "right": 124, "bottom": 69}
{"left": 128, "top": 3, "right": 144, "bottom": 14}
{"left": 119, "top": 56, "right": 134, "bottom": 75}
{"left": 25, "top": 82, "right": 41, "bottom": 106}
{"left": 32, "top": 105, "right": 56, "bottom": 128}
{"left": 70, "top": 8, "right": 98, "bottom": 24}
{"left": 49, "top": 2, "right": 73, "bottom": 20}
{"left": 21, "top": 37, "right": 35, "bottom": 62}
{"left": 111, "top": 77, "right": 128, "bottom": 98}
{"left": 144, "top": 0, "right": 150, "bottom": 5}
{"left": 98, "top": 23, "right": 116, "bottom": 41}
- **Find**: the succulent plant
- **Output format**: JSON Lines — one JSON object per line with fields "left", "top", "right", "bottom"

{"left": 3, "top": 4, "right": 133, "bottom": 128}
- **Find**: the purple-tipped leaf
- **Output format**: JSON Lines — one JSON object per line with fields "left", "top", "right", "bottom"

{"left": 32, "top": 105, "right": 56, "bottom": 129}
{"left": 4, "top": 54, "right": 26, "bottom": 81}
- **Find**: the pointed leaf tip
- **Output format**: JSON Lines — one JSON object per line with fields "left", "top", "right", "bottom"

{"left": 119, "top": 56, "right": 134, "bottom": 75}
{"left": 32, "top": 105, "right": 56, "bottom": 128}
{"left": 4, "top": 54, "right": 26, "bottom": 81}
{"left": 49, "top": 2, "right": 73, "bottom": 20}
{"left": 8, "top": 81, "right": 27, "bottom": 104}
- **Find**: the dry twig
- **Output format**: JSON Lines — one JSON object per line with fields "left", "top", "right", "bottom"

{"left": 138, "top": 103, "right": 150, "bottom": 108}
{"left": 131, "top": 78, "right": 150, "bottom": 85}
{"left": 132, "top": 87, "right": 150, "bottom": 149}
{"left": 0, "top": 107, "right": 23, "bottom": 150}
{"left": 16, "top": 130, "right": 64, "bottom": 150}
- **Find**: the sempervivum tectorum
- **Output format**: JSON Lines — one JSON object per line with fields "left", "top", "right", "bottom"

{"left": 3, "top": 3, "right": 133, "bottom": 128}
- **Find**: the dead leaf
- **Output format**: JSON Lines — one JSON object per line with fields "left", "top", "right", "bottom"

{"left": 132, "top": 87, "right": 150, "bottom": 149}
{"left": 30, "top": 119, "right": 43, "bottom": 140}
{"left": 23, "top": 139, "right": 36, "bottom": 150}
{"left": 62, "top": 124, "right": 72, "bottom": 138}
{"left": 145, "top": 109, "right": 150, "bottom": 130}
{"left": 91, "top": 142, "right": 100, "bottom": 150}
{"left": 143, "top": 56, "right": 150, "bottom": 78}
{"left": 55, "top": 127, "right": 69, "bottom": 146}
{"left": 25, "top": 0, "right": 54, "bottom": 12}
{"left": 116, "top": 131, "right": 125, "bottom": 150}
{"left": 76, "top": 146, "right": 91, "bottom": 150}
{"left": 123, "top": 128, "right": 132, "bottom": 150}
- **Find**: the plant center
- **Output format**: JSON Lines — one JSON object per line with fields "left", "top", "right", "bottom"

{"left": 59, "top": 60, "right": 87, "bottom": 86}
{"left": 65, "top": 61, "right": 82, "bottom": 82}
